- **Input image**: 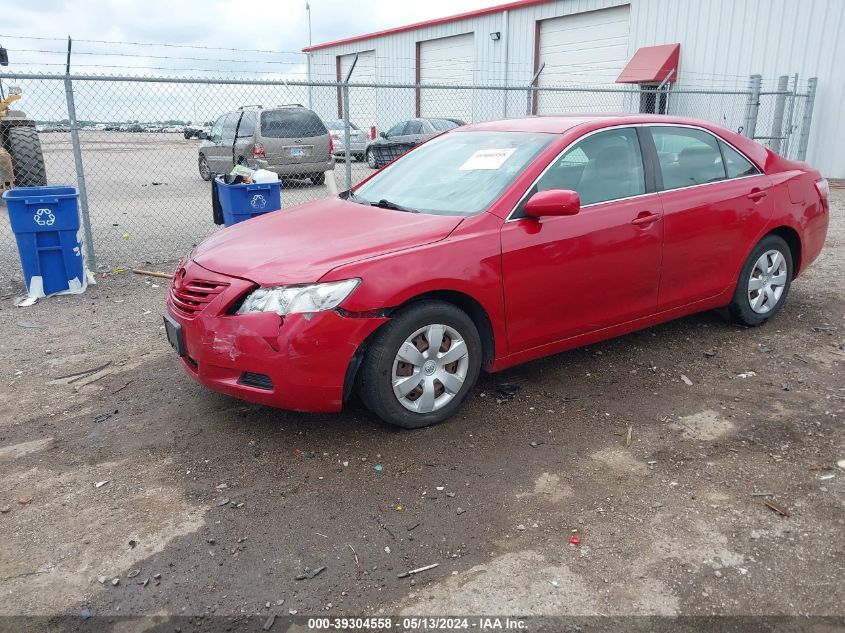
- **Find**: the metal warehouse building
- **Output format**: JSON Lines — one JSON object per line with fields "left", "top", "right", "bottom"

{"left": 303, "top": 0, "right": 844, "bottom": 177}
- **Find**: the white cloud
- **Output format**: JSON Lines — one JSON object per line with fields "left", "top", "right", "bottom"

{"left": 1, "top": 0, "right": 500, "bottom": 76}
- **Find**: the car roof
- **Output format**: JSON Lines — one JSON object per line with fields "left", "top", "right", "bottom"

{"left": 459, "top": 114, "right": 729, "bottom": 134}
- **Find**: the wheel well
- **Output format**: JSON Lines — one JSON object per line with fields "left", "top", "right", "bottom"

{"left": 767, "top": 226, "right": 802, "bottom": 276}
{"left": 396, "top": 291, "right": 496, "bottom": 367}
{"left": 341, "top": 290, "right": 496, "bottom": 404}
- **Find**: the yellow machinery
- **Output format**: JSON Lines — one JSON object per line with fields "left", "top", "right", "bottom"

{"left": 0, "top": 87, "right": 47, "bottom": 192}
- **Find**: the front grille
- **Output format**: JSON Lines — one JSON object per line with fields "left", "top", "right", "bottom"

{"left": 169, "top": 278, "right": 230, "bottom": 318}
{"left": 238, "top": 372, "right": 273, "bottom": 390}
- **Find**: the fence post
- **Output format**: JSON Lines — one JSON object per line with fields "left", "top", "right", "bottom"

{"left": 796, "top": 76, "right": 817, "bottom": 162}
{"left": 526, "top": 62, "right": 545, "bottom": 116}
{"left": 769, "top": 75, "right": 789, "bottom": 154}
{"left": 742, "top": 74, "right": 761, "bottom": 138}
{"left": 63, "top": 38, "right": 96, "bottom": 270}
{"left": 341, "top": 54, "right": 358, "bottom": 192}
{"left": 781, "top": 73, "right": 798, "bottom": 158}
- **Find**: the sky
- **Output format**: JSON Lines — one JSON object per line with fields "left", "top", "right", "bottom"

{"left": 0, "top": 0, "right": 500, "bottom": 77}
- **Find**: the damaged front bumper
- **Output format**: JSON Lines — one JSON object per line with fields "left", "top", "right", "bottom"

{"left": 166, "top": 260, "right": 385, "bottom": 412}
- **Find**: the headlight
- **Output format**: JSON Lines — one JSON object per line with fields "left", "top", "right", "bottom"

{"left": 236, "top": 278, "right": 360, "bottom": 316}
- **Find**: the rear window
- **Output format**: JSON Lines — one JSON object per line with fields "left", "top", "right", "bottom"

{"left": 430, "top": 119, "right": 460, "bottom": 131}
{"left": 261, "top": 109, "right": 327, "bottom": 138}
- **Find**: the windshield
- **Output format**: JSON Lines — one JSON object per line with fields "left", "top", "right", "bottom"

{"left": 429, "top": 118, "right": 460, "bottom": 131}
{"left": 353, "top": 131, "right": 553, "bottom": 216}
{"left": 325, "top": 119, "right": 360, "bottom": 131}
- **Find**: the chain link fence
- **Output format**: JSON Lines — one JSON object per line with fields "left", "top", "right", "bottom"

{"left": 0, "top": 71, "right": 816, "bottom": 288}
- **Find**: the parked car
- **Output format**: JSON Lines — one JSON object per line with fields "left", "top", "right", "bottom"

{"left": 184, "top": 122, "right": 212, "bottom": 139}
{"left": 323, "top": 118, "right": 368, "bottom": 161}
{"left": 197, "top": 105, "right": 334, "bottom": 184}
{"left": 165, "top": 114, "right": 828, "bottom": 429}
{"left": 365, "top": 117, "right": 461, "bottom": 169}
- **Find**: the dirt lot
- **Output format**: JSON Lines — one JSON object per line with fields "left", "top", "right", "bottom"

{"left": 0, "top": 189, "right": 843, "bottom": 629}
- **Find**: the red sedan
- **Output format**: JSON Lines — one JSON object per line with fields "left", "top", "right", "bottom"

{"left": 165, "top": 115, "right": 829, "bottom": 428}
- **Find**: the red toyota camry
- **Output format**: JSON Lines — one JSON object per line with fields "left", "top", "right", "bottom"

{"left": 165, "top": 115, "right": 828, "bottom": 428}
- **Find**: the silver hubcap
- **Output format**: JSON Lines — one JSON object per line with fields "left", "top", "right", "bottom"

{"left": 391, "top": 323, "right": 469, "bottom": 414}
{"left": 199, "top": 157, "right": 209, "bottom": 178}
{"left": 748, "top": 249, "right": 787, "bottom": 314}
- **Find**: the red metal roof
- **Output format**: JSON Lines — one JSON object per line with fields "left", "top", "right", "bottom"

{"left": 616, "top": 43, "right": 680, "bottom": 84}
{"left": 302, "top": 0, "right": 554, "bottom": 52}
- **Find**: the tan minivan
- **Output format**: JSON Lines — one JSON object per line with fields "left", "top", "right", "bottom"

{"left": 198, "top": 105, "right": 334, "bottom": 185}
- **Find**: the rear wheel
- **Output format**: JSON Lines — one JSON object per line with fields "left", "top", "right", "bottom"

{"left": 198, "top": 154, "right": 212, "bottom": 181}
{"left": 6, "top": 126, "right": 47, "bottom": 187}
{"left": 366, "top": 148, "right": 377, "bottom": 169}
{"left": 359, "top": 301, "right": 482, "bottom": 429}
{"left": 729, "top": 234, "right": 793, "bottom": 326}
{"left": 310, "top": 172, "right": 326, "bottom": 185}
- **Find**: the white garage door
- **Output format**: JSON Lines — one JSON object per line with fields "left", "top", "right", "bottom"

{"left": 419, "top": 33, "right": 475, "bottom": 122}
{"left": 536, "top": 5, "right": 631, "bottom": 114}
{"left": 338, "top": 50, "right": 376, "bottom": 126}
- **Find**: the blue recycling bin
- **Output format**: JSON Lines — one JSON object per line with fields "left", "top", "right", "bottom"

{"left": 2, "top": 185, "right": 85, "bottom": 296}
{"left": 214, "top": 176, "right": 281, "bottom": 227}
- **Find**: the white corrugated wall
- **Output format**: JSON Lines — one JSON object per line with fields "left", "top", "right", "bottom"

{"left": 307, "top": 0, "right": 844, "bottom": 176}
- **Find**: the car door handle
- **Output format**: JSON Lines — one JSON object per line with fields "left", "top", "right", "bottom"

{"left": 631, "top": 212, "right": 660, "bottom": 227}
{"left": 747, "top": 189, "right": 768, "bottom": 202}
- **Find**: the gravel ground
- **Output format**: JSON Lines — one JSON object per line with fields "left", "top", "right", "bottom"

{"left": 0, "top": 188, "right": 842, "bottom": 628}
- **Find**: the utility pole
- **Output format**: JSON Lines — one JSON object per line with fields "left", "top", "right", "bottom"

{"left": 306, "top": 2, "right": 313, "bottom": 108}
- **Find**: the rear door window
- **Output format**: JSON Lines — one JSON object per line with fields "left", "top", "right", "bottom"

{"left": 236, "top": 112, "right": 255, "bottom": 138}
{"left": 260, "top": 109, "right": 328, "bottom": 139}
{"left": 651, "top": 126, "right": 726, "bottom": 190}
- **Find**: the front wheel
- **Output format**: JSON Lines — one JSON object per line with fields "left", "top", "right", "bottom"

{"left": 358, "top": 301, "right": 482, "bottom": 429}
{"left": 366, "top": 148, "right": 377, "bottom": 169}
{"left": 729, "top": 234, "right": 793, "bottom": 326}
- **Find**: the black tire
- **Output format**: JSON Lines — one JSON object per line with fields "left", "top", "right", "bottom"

{"left": 729, "top": 234, "right": 793, "bottom": 326}
{"left": 358, "top": 301, "right": 482, "bottom": 429}
{"left": 184, "top": 130, "right": 193, "bottom": 139}
{"left": 6, "top": 126, "right": 47, "bottom": 187}
{"left": 310, "top": 172, "right": 326, "bottom": 185}
{"left": 198, "top": 154, "right": 213, "bottom": 181}
{"left": 366, "top": 148, "right": 378, "bottom": 169}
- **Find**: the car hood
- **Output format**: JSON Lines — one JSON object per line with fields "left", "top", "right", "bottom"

{"left": 192, "top": 197, "right": 464, "bottom": 285}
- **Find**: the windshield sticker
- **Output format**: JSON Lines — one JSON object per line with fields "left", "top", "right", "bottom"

{"left": 459, "top": 148, "right": 517, "bottom": 171}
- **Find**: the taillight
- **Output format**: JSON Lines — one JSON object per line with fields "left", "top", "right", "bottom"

{"left": 252, "top": 142, "right": 266, "bottom": 159}
{"left": 815, "top": 178, "right": 829, "bottom": 200}
{"left": 329, "top": 136, "right": 334, "bottom": 154}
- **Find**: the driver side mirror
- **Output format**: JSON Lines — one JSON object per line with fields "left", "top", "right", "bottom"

{"left": 523, "top": 189, "right": 580, "bottom": 218}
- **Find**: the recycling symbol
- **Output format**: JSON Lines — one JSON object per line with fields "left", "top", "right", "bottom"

{"left": 34, "top": 208, "right": 56, "bottom": 226}
{"left": 250, "top": 194, "right": 267, "bottom": 210}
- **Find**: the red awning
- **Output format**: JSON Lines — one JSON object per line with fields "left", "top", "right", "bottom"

{"left": 616, "top": 44, "right": 680, "bottom": 84}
